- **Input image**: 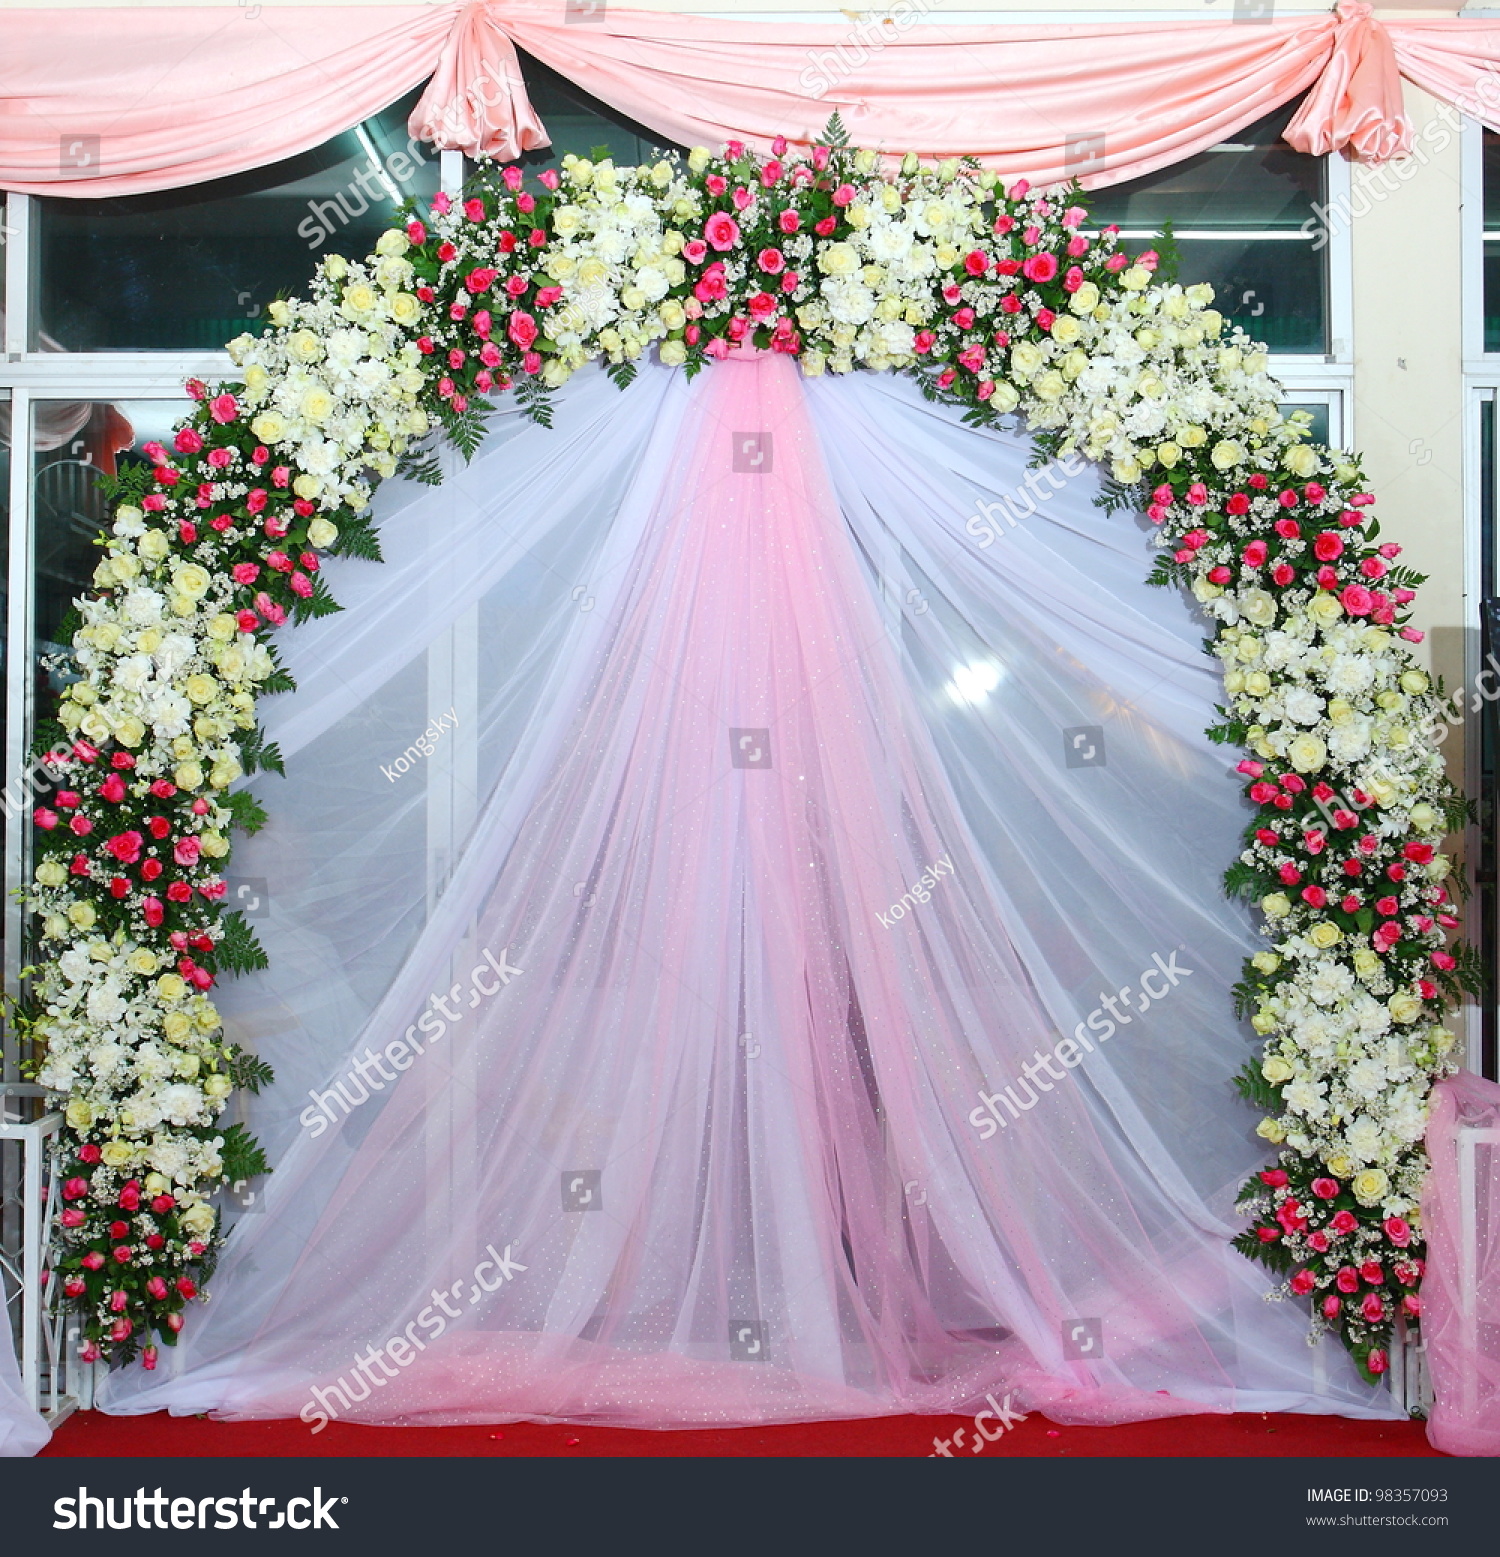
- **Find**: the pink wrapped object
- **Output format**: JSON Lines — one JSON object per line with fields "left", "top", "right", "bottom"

{"left": 1423, "top": 1069, "right": 1500, "bottom": 1456}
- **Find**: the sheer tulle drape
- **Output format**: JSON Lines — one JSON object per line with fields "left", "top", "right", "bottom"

{"left": 100, "top": 356, "right": 1398, "bottom": 1428}
{"left": 1422, "top": 1070, "right": 1500, "bottom": 1456}
{"left": 0, "top": 1326, "right": 48, "bottom": 1455}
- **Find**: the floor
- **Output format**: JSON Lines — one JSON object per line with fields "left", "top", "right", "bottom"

{"left": 41, "top": 1407, "right": 1443, "bottom": 1458}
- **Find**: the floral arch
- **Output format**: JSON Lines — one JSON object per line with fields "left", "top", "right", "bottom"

{"left": 21, "top": 131, "right": 1476, "bottom": 1386}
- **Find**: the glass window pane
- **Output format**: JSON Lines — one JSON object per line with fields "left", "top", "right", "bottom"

{"left": 511, "top": 50, "right": 687, "bottom": 173}
{"left": 31, "top": 399, "right": 189, "bottom": 739}
{"left": 1483, "top": 129, "right": 1500, "bottom": 353}
{"left": 32, "top": 90, "right": 438, "bottom": 352}
{"left": 1088, "top": 104, "right": 1327, "bottom": 353}
{"left": 1279, "top": 398, "right": 1331, "bottom": 447}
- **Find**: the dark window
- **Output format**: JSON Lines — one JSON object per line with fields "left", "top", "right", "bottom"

{"left": 1087, "top": 105, "right": 1328, "bottom": 354}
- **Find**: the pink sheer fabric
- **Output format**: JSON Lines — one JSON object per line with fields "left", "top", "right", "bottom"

{"left": 99, "top": 353, "right": 1398, "bottom": 1431}
{"left": 11, "top": 0, "right": 1500, "bottom": 198}
{"left": 1422, "top": 1070, "right": 1500, "bottom": 1457}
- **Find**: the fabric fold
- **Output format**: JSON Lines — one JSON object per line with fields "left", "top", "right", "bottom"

{"left": 7, "top": 2, "right": 1500, "bottom": 198}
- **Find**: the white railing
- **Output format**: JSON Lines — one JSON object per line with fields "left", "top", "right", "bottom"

{"left": 0, "top": 1082, "right": 88, "bottom": 1421}
{"left": 1387, "top": 1313, "right": 1433, "bottom": 1418}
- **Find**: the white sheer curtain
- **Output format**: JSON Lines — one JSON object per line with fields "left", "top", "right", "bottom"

{"left": 0, "top": 1326, "right": 48, "bottom": 1455}
{"left": 96, "top": 358, "right": 1398, "bottom": 1429}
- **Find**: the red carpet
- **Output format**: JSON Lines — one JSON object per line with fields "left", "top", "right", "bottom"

{"left": 43, "top": 1408, "right": 1442, "bottom": 1458}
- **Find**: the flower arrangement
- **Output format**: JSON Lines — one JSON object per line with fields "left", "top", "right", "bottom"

{"left": 23, "top": 125, "right": 1473, "bottom": 1381}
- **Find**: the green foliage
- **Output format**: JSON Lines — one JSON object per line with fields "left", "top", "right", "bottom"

{"left": 236, "top": 725, "right": 285, "bottom": 779}
{"left": 226, "top": 1049, "right": 275, "bottom": 1096}
{"left": 511, "top": 376, "right": 554, "bottom": 429}
{"left": 819, "top": 112, "right": 851, "bottom": 148}
{"left": 1232, "top": 1059, "right": 1280, "bottom": 1112}
{"left": 210, "top": 910, "right": 269, "bottom": 977}
{"left": 1222, "top": 859, "right": 1268, "bottom": 901}
{"left": 218, "top": 1122, "right": 271, "bottom": 1186}
{"left": 289, "top": 572, "right": 344, "bottom": 625}
{"left": 330, "top": 511, "right": 384, "bottom": 563}
{"left": 220, "top": 789, "right": 269, "bottom": 836}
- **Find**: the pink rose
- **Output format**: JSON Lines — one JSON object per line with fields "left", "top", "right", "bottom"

{"left": 778, "top": 209, "right": 800, "bottom": 235}
{"left": 60, "top": 1208, "right": 86, "bottom": 1228}
{"left": 1021, "top": 253, "right": 1058, "bottom": 283}
{"left": 682, "top": 238, "right": 709, "bottom": 264}
{"left": 831, "top": 183, "right": 856, "bottom": 207}
{"left": 1311, "top": 1177, "right": 1340, "bottom": 1200}
{"left": 1335, "top": 1266, "right": 1360, "bottom": 1293}
{"left": 507, "top": 311, "right": 538, "bottom": 350}
{"left": 174, "top": 836, "right": 201, "bottom": 867}
{"left": 1242, "top": 540, "right": 1268, "bottom": 568}
{"left": 757, "top": 247, "right": 786, "bottom": 275}
{"left": 1322, "top": 1294, "right": 1341, "bottom": 1319}
{"left": 254, "top": 592, "right": 286, "bottom": 626}
{"left": 1366, "top": 1348, "right": 1388, "bottom": 1374}
{"left": 1330, "top": 1210, "right": 1358, "bottom": 1235}
{"left": 1383, "top": 1217, "right": 1412, "bottom": 1247}
{"left": 705, "top": 211, "right": 741, "bottom": 251}
{"left": 1289, "top": 1270, "right": 1316, "bottom": 1295}
{"left": 1340, "top": 583, "right": 1374, "bottom": 617}
{"left": 1312, "top": 531, "right": 1343, "bottom": 561}
{"left": 209, "top": 393, "right": 238, "bottom": 425}
{"left": 1361, "top": 1292, "right": 1385, "bottom": 1322}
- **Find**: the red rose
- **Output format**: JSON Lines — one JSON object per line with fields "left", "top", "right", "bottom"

{"left": 105, "top": 831, "right": 144, "bottom": 864}
{"left": 1330, "top": 1210, "right": 1358, "bottom": 1235}
{"left": 1366, "top": 1348, "right": 1388, "bottom": 1374}
{"left": 1361, "top": 1291, "right": 1384, "bottom": 1322}
{"left": 1242, "top": 540, "right": 1268, "bottom": 567}
{"left": 1335, "top": 1266, "right": 1360, "bottom": 1293}
{"left": 1289, "top": 1269, "right": 1315, "bottom": 1295}
{"left": 1321, "top": 1294, "right": 1341, "bottom": 1319}
{"left": 1313, "top": 532, "right": 1344, "bottom": 562}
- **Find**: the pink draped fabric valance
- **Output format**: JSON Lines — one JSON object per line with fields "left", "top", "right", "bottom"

{"left": 0, "top": 2, "right": 1498, "bottom": 198}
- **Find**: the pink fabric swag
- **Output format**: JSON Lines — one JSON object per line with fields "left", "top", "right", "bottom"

{"left": 2, "top": 1, "right": 1500, "bottom": 198}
